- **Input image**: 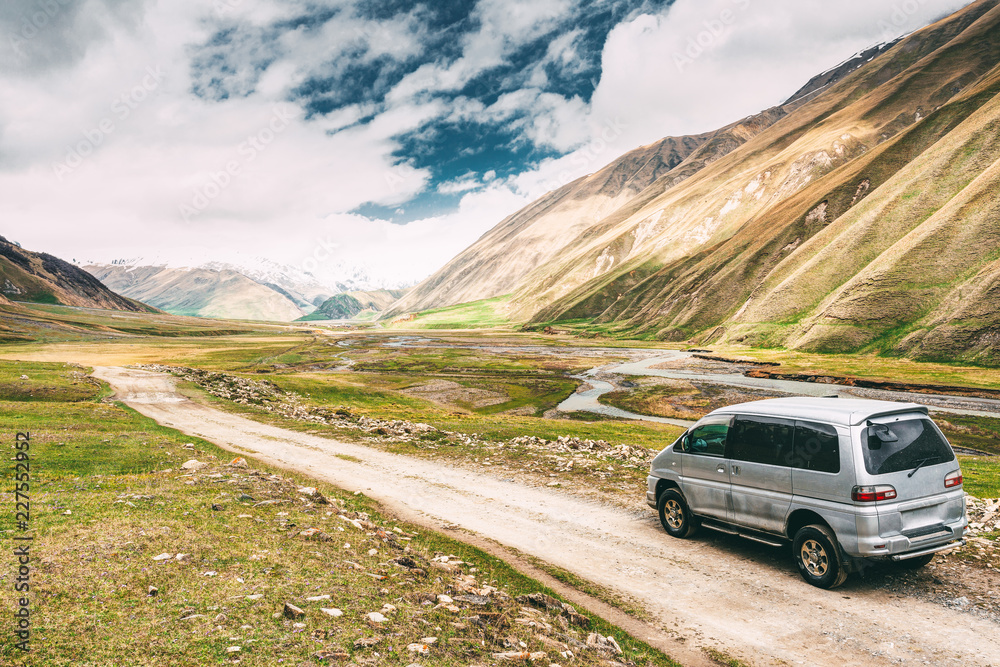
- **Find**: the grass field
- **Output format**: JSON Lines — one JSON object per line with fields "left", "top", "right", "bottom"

{"left": 0, "top": 360, "right": 683, "bottom": 667}
{"left": 0, "top": 302, "right": 281, "bottom": 345}
{"left": 385, "top": 296, "right": 513, "bottom": 330}
{"left": 0, "top": 315, "right": 996, "bottom": 667}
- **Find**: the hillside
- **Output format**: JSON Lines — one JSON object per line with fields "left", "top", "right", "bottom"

{"left": 297, "top": 289, "right": 409, "bottom": 321}
{"left": 387, "top": 0, "right": 1000, "bottom": 366}
{"left": 0, "top": 236, "right": 155, "bottom": 312}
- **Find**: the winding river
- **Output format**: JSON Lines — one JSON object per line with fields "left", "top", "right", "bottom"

{"left": 369, "top": 336, "right": 1000, "bottom": 425}
{"left": 557, "top": 349, "right": 1000, "bottom": 424}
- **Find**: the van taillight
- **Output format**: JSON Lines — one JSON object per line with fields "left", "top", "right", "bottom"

{"left": 944, "top": 471, "right": 963, "bottom": 488}
{"left": 852, "top": 485, "right": 897, "bottom": 502}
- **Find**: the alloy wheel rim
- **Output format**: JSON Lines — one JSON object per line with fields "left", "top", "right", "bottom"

{"left": 665, "top": 499, "right": 683, "bottom": 529}
{"left": 801, "top": 539, "right": 829, "bottom": 577}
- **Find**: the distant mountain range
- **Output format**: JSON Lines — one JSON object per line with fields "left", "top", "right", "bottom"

{"left": 0, "top": 236, "right": 155, "bottom": 313}
{"left": 386, "top": 0, "right": 1000, "bottom": 366}
{"left": 85, "top": 259, "right": 410, "bottom": 322}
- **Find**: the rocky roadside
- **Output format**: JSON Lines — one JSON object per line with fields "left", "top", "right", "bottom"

{"left": 132, "top": 364, "right": 655, "bottom": 471}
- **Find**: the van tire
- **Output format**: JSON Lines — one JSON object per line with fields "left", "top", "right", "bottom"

{"left": 658, "top": 489, "right": 699, "bottom": 538}
{"left": 793, "top": 524, "right": 848, "bottom": 589}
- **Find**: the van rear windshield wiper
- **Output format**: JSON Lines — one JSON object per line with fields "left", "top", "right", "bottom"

{"left": 907, "top": 457, "right": 938, "bottom": 478}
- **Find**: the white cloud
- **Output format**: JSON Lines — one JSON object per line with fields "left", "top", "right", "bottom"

{"left": 386, "top": 0, "right": 579, "bottom": 105}
{"left": 0, "top": 0, "right": 979, "bottom": 294}
{"left": 588, "top": 0, "right": 975, "bottom": 147}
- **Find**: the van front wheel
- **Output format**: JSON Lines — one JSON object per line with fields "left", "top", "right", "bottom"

{"left": 793, "top": 524, "right": 848, "bottom": 589}
{"left": 657, "top": 489, "right": 699, "bottom": 538}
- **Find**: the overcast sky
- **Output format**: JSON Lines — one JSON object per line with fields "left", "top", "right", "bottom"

{"left": 0, "top": 0, "right": 974, "bottom": 288}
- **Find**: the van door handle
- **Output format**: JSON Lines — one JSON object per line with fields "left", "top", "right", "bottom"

{"left": 732, "top": 465, "right": 741, "bottom": 476}
{"left": 717, "top": 464, "right": 726, "bottom": 474}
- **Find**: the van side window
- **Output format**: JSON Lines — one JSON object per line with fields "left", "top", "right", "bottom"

{"left": 789, "top": 421, "right": 840, "bottom": 474}
{"left": 684, "top": 415, "right": 730, "bottom": 457}
{"left": 729, "top": 416, "right": 795, "bottom": 466}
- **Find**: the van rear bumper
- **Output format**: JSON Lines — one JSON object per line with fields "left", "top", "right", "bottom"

{"left": 890, "top": 539, "right": 965, "bottom": 561}
{"left": 854, "top": 513, "right": 967, "bottom": 557}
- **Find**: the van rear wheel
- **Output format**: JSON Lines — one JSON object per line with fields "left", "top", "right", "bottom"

{"left": 658, "top": 489, "right": 699, "bottom": 538}
{"left": 793, "top": 524, "right": 848, "bottom": 589}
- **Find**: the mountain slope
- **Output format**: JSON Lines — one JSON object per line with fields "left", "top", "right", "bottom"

{"left": 86, "top": 264, "right": 311, "bottom": 322}
{"left": 0, "top": 237, "right": 155, "bottom": 312}
{"left": 299, "top": 289, "right": 409, "bottom": 321}
{"left": 527, "top": 0, "right": 1000, "bottom": 364}
{"left": 383, "top": 129, "right": 724, "bottom": 317}
{"left": 382, "top": 40, "right": 907, "bottom": 322}
{"left": 391, "top": 0, "right": 1000, "bottom": 365}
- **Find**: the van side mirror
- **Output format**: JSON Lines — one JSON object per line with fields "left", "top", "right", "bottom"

{"left": 678, "top": 433, "right": 690, "bottom": 452}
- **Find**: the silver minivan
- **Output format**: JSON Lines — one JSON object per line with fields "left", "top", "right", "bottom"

{"left": 646, "top": 397, "right": 967, "bottom": 588}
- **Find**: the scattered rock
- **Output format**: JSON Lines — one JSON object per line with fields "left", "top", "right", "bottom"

{"left": 586, "top": 633, "right": 623, "bottom": 655}
{"left": 152, "top": 553, "right": 172, "bottom": 561}
{"left": 492, "top": 651, "right": 548, "bottom": 661}
{"left": 226, "top": 646, "right": 240, "bottom": 654}
{"left": 354, "top": 636, "right": 382, "bottom": 648}
{"left": 966, "top": 496, "right": 1000, "bottom": 536}
{"left": 320, "top": 608, "right": 343, "bottom": 617}
{"left": 366, "top": 611, "right": 388, "bottom": 624}
{"left": 180, "top": 459, "right": 208, "bottom": 471}
{"left": 517, "top": 593, "right": 562, "bottom": 613}
{"left": 306, "top": 594, "right": 331, "bottom": 602}
{"left": 299, "top": 527, "right": 333, "bottom": 542}
{"left": 147, "top": 586, "right": 158, "bottom": 597}
{"left": 211, "top": 504, "right": 224, "bottom": 511}
{"left": 407, "top": 643, "right": 430, "bottom": 655}
{"left": 314, "top": 649, "right": 351, "bottom": 661}
{"left": 246, "top": 594, "right": 263, "bottom": 601}
{"left": 228, "top": 457, "right": 250, "bottom": 468}
{"left": 454, "top": 594, "right": 491, "bottom": 606}
{"left": 299, "top": 486, "right": 330, "bottom": 504}
{"left": 283, "top": 602, "right": 305, "bottom": 619}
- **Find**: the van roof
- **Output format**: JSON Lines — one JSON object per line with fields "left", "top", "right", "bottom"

{"left": 708, "top": 397, "right": 928, "bottom": 426}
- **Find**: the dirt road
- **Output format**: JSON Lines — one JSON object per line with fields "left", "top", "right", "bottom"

{"left": 94, "top": 366, "right": 1000, "bottom": 667}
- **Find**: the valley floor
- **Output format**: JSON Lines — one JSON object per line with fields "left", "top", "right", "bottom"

{"left": 95, "top": 365, "right": 1000, "bottom": 667}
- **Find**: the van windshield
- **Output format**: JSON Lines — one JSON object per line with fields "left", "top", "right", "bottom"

{"left": 862, "top": 418, "right": 955, "bottom": 476}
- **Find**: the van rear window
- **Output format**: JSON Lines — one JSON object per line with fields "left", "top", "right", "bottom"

{"left": 863, "top": 418, "right": 955, "bottom": 475}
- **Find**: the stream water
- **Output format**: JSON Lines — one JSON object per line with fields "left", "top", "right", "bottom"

{"left": 558, "top": 350, "right": 1000, "bottom": 424}
{"left": 368, "top": 336, "right": 1000, "bottom": 425}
